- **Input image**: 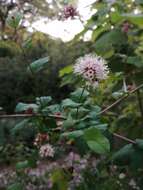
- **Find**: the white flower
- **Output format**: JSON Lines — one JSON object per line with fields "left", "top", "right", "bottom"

{"left": 74, "top": 54, "right": 109, "bottom": 87}
{"left": 119, "top": 173, "right": 126, "bottom": 179}
{"left": 39, "top": 144, "right": 54, "bottom": 158}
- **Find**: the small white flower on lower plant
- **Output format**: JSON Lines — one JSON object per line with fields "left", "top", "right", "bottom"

{"left": 74, "top": 54, "right": 109, "bottom": 87}
{"left": 39, "top": 144, "right": 55, "bottom": 158}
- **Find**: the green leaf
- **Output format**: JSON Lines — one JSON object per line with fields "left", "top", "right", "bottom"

{"left": 63, "top": 114, "right": 75, "bottom": 129}
{"left": 36, "top": 96, "right": 52, "bottom": 107}
{"left": 70, "top": 88, "right": 89, "bottom": 102}
{"left": 110, "top": 12, "right": 123, "bottom": 23}
{"left": 7, "top": 183, "right": 23, "bottom": 190}
{"left": 59, "top": 65, "right": 73, "bottom": 77}
{"left": 92, "top": 25, "right": 110, "bottom": 42}
{"left": 127, "top": 56, "right": 143, "bottom": 68}
{"left": 89, "top": 124, "right": 108, "bottom": 131}
{"left": 22, "top": 38, "right": 33, "bottom": 49}
{"left": 16, "top": 160, "right": 29, "bottom": 170}
{"left": 84, "top": 128, "right": 110, "bottom": 154}
{"left": 62, "top": 99, "right": 81, "bottom": 108}
{"left": 51, "top": 169, "right": 68, "bottom": 190}
{"left": 122, "top": 13, "right": 143, "bottom": 27}
{"left": 136, "top": 139, "right": 143, "bottom": 150}
{"left": 111, "top": 12, "right": 143, "bottom": 27}
{"left": 112, "top": 144, "right": 134, "bottom": 165}
{"left": 94, "top": 29, "right": 127, "bottom": 55}
{"left": 12, "top": 119, "right": 29, "bottom": 133}
{"left": 27, "top": 57, "right": 49, "bottom": 73}
{"left": 15, "top": 103, "right": 38, "bottom": 113}
{"left": 61, "top": 130, "right": 84, "bottom": 138}
{"left": 7, "top": 12, "right": 23, "bottom": 29}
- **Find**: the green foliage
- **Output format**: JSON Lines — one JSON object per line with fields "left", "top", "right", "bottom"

{"left": 84, "top": 128, "right": 110, "bottom": 154}
{"left": 7, "top": 12, "right": 23, "bottom": 29}
{"left": 0, "top": 0, "right": 143, "bottom": 189}
{"left": 7, "top": 183, "right": 23, "bottom": 190}
{"left": 27, "top": 57, "right": 49, "bottom": 73}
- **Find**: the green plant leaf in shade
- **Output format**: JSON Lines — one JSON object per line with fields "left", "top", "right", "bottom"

{"left": 12, "top": 119, "right": 30, "bottom": 133}
{"left": 127, "top": 56, "right": 143, "bottom": 68}
{"left": 94, "top": 29, "right": 127, "bottom": 56}
{"left": 36, "top": 96, "right": 52, "bottom": 107}
{"left": 136, "top": 139, "right": 143, "bottom": 150}
{"left": 84, "top": 128, "right": 110, "bottom": 154}
{"left": 59, "top": 65, "right": 73, "bottom": 77}
{"left": 63, "top": 114, "right": 75, "bottom": 129}
{"left": 15, "top": 102, "right": 38, "bottom": 113}
{"left": 61, "top": 99, "right": 81, "bottom": 108}
{"left": 7, "top": 183, "right": 23, "bottom": 190}
{"left": 16, "top": 160, "right": 29, "bottom": 170}
{"left": 61, "top": 130, "right": 84, "bottom": 138}
{"left": 70, "top": 88, "right": 89, "bottom": 102}
{"left": 112, "top": 144, "right": 134, "bottom": 165}
{"left": 27, "top": 57, "right": 49, "bottom": 73}
{"left": 51, "top": 169, "right": 68, "bottom": 190}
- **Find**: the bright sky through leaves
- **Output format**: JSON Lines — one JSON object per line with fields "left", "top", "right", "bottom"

{"left": 32, "top": 0, "right": 96, "bottom": 41}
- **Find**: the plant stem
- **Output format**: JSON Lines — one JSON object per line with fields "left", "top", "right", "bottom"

{"left": 113, "top": 133, "right": 136, "bottom": 144}
{"left": 98, "top": 83, "right": 143, "bottom": 115}
{"left": 0, "top": 113, "right": 66, "bottom": 120}
{"left": 136, "top": 89, "right": 143, "bottom": 122}
{"left": 76, "top": 87, "right": 85, "bottom": 119}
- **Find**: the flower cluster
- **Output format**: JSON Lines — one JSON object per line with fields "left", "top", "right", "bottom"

{"left": 63, "top": 152, "right": 88, "bottom": 189}
{"left": 122, "top": 22, "right": 131, "bottom": 33}
{"left": 34, "top": 133, "right": 49, "bottom": 147}
{"left": 39, "top": 144, "right": 55, "bottom": 158}
{"left": 74, "top": 54, "right": 109, "bottom": 87}
{"left": 62, "top": 5, "right": 78, "bottom": 20}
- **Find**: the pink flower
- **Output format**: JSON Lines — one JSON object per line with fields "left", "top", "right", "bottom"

{"left": 39, "top": 144, "right": 54, "bottom": 158}
{"left": 122, "top": 22, "right": 130, "bottom": 33}
{"left": 63, "top": 5, "right": 78, "bottom": 19}
{"left": 74, "top": 54, "right": 109, "bottom": 87}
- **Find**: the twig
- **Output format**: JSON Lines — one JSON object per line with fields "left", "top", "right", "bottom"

{"left": 98, "top": 83, "right": 143, "bottom": 115}
{"left": 0, "top": 84, "right": 143, "bottom": 120}
{"left": 113, "top": 133, "right": 136, "bottom": 144}
{"left": 0, "top": 113, "right": 66, "bottom": 120}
